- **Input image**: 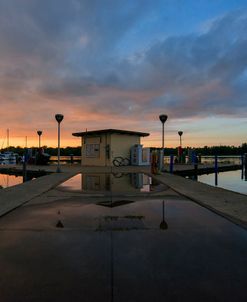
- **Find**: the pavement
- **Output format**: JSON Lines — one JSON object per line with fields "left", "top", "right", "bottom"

{"left": 0, "top": 165, "right": 247, "bottom": 301}
{"left": 151, "top": 172, "right": 247, "bottom": 228}
{"left": 0, "top": 170, "right": 77, "bottom": 217}
{"left": 0, "top": 165, "right": 150, "bottom": 217}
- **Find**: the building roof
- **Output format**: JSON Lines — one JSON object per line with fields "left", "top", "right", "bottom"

{"left": 72, "top": 129, "right": 150, "bottom": 137}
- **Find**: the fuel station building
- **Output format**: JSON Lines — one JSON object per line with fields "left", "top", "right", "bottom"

{"left": 72, "top": 129, "right": 150, "bottom": 167}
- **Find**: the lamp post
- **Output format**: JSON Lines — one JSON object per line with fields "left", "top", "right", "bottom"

{"left": 55, "top": 114, "right": 64, "bottom": 173}
{"left": 159, "top": 114, "right": 168, "bottom": 170}
{"left": 37, "top": 130, "right": 42, "bottom": 148}
{"left": 178, "top": 131, "right": 183, "bottom": 148}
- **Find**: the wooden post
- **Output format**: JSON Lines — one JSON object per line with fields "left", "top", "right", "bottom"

{"left": 214, "top": 155, "right": 218, "bottom": 186}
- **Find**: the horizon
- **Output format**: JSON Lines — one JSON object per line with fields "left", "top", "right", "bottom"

{"left": 1, "top": 1, "right": 247, "bottom": 148}
{"left": 1, "top": 139, "right": 247, "bottom": 150}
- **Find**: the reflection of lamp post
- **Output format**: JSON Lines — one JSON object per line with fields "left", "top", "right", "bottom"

{"left": 159, "top": 114, "right": 168, "bottom": 170}
{"left": 55, "top": 114, "right": 64, "bottom": 173}
{"left": 160, "top": 200, "right": 168, "bottom": 230}
{"left": 37, "top": 130, "right": 42, "bottom": 148}
{"left": 178, "top": 131, "right": 183, "bottom": 148}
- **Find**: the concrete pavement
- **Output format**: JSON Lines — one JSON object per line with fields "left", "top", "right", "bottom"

{"left": 0, "top": 164, "right": 247, "bottom": 227}
{"left": 0, "top": 171, "right": 78, "bottom": 217}
{"left": 0, "top": 184, "right": 246, "bottom": 301}
{"left": 151, "top": 172, "right": 247, "bottom": 228}
{"left": 0, "top": 165, "right": 247, "bottom": 301}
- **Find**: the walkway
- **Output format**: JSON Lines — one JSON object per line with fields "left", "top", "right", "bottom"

{"left": 0, "top": 167, "right": 246, "bottom": 301}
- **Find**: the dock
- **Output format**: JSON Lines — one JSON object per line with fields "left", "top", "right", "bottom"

{"left": 164, "top": 163, "right": 242, "bottom": 176}
{"left": 0, "top": 163, "right": 246, "bottom": 301}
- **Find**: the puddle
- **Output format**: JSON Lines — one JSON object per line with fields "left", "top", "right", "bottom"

{"left": 57, "top": 173, "right": 168, "bottom": 195}
{"left": 0, "top": 193, "right": 219, "bottom": 233}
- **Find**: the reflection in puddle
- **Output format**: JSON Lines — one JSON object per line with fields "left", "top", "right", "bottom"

{"left": 4, "top": 196, "right": 178, "bottom": 231}
{"left": 160, "top": 200, "right": 168, "bottom": 230}
{"left": 58, "top": 173, "right": 167, "bottom": 195}
{"left": 97, "top": 200, "right": 135, "bottom": 208}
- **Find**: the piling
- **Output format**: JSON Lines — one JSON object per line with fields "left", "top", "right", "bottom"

{"left": 214, "top": 155, "right": 218, "bottom": 186}
{"left": 169, "top": 155, "right": 174, "bottom": 174}
{"left": 244, "top": 153, "right": 247, "bottom": 170}
{"left": 244, "top": 154, "right": 247, "bottom": 181}
{"left": 241, "top": 154, "right": 244, "bottom": 179}
{"left": 22, "top": 150, "right": 28, "bottom": 182}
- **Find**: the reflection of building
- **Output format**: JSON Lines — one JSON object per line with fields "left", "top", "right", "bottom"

{"left": 81, "top": 173, "right": 151, "bottom": 193}
{"left": 72, "top": 129, "right": 149, "bottom": 166}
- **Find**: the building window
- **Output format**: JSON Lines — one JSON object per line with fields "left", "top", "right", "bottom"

{"left": 85, "top": 144, "right": 100, "bottom": 158}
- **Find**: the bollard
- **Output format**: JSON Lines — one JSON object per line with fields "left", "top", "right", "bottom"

{"left": 194, "top": 161, "right": 198, "bottom": 181}
{"left": 214, "top": 155, "right": 218, "bottom": 186}
{"left": 244, "top": 154, "right": 247, "bottom": 181}
{"left": 169, "top": 155, "right": 174, "bottom": 173}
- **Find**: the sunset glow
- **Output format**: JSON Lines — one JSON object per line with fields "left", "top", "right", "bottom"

{"left": 1, "top": 1, "right": 247, "bottom": 148}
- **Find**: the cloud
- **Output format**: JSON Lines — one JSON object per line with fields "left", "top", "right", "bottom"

{"left": 0, "top": 2, "right": 247, "bottom": 146}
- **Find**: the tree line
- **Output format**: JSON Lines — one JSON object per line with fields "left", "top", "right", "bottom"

{"left": 2, "top": 143, "right": 247, "bottom": 156}
{"left": 1, "top": 146, "right": 82, "bottom": 156}
{"left": 163, "top": 143, "right": 247, "bottom": 156}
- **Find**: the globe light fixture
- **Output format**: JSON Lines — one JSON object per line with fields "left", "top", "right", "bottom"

{"left": 37, "top": 130, "right": 42, "bottom": 148}
{"left": 159, "top": 114, "right": 168, "bottom": 148}
{"left": 178, "top": 131, "right": 183, "bottom": 148}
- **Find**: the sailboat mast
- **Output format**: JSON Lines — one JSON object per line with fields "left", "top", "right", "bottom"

{"left": 7, "top": 129, "right": 9, "bottom": 150}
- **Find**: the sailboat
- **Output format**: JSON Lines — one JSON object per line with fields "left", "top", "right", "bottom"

{"left": 0, "top": 129, "right": 17, "bottom": 164}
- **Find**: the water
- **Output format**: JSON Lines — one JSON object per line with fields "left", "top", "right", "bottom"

{"left": 198, "top": 169, "right": 247, "bottom": 195}
{"left": 49, "top": 156, "right": 81, "bottom": 164}
{"left": 0, "top": 171, "right": 47, "bottom": 189}
{"left": 0, "top": 173, "right": 23, "bottom": 189}
{"left": 164, "top": 155, "right": 241, "bottom": 165}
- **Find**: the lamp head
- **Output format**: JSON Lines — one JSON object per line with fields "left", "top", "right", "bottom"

{"left": 55, "top": 114, "right": 64, "bottom": 123}
{"left": 159, "top": 114, "right": 168, "bottom": 124}
{"left": 37, "top": 130, "right": 42, "bottom": 136}
{"left": 178, "top": 131, "right": 183, "bottom": 137}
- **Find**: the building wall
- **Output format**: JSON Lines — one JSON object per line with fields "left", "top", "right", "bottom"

{"left": 81, "top": 134, "right": 109, "bottom": 166}
{"left": 81, "top": 132, "right": 140, "bottom": 166}
{"left": 110, "top": 133, "right": 140, "bottom": 164}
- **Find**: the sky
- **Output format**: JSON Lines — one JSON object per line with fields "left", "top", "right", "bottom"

{"left": 0, "top": 0, "right": 247, "bottom": 148}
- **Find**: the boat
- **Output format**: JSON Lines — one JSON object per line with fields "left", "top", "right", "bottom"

{"left": 0, "top": 151, "right": 17, "bottom": 164}
{"left": 35, "top": 148, "right": 50, "bottom": 165}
